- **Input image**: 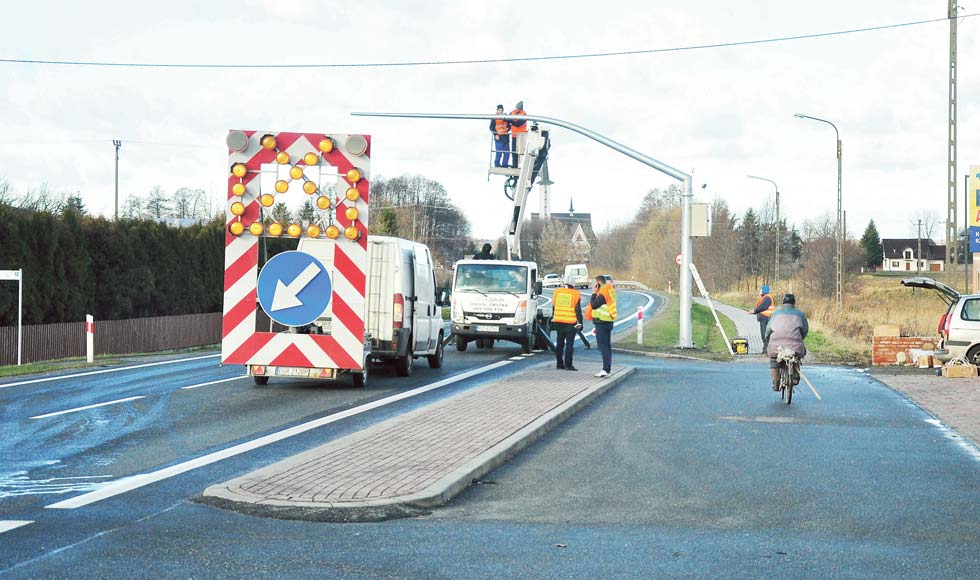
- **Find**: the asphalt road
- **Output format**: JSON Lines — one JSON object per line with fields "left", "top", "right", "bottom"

{"left": 14, "top": 290, "right": 978, "bottom": 577}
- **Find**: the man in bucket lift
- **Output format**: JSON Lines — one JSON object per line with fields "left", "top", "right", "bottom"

{"left": 510, "top": 100, "right": 527, "bottom": 168}
{"left": 489, "top": 104, "right": 510, "bottom": 168}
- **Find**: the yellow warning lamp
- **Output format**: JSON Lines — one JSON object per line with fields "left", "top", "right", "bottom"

{"left": 345, "top": 206, "right": 359, "bottom": 222}
{"left": 302, "top": 181, "right": 318, "bottom": 195}
{"left": 230, "top": 201, "right": 246, "bottom": 216}
{"left": 303, "top": 152, "right": 319, "bottom": 165}
{"left": 260, "top": 135, "right": 277, "bottom": 150}
{"left": 229, "top": 221, "right": 245, "bottom": 236}
{"left": 231, "top": 182, "right": 246, "bottom": 196}
{"left": 268, "top": 222, "right": 284, "bottom": 237}
{"left": 287, "top": 223, "right": 302, "bottom": 238}
{"left": 345, "top": 187, "right": 360, "bottom": 202}
{"left": 248, "top": 222, "right": 264, "bottom": 236}
{"left": 274, "top": 180, "right": 289, "bottom": 193}
{"left": 344, "top": 226, "right": 360, "bottom": 241}
{"left": 307, "top": 224, "right": 321, "bottom": 238}
{"left": 316, "top": 196, "right": 331, "bottom": 210}
{"left": 259, "top": 193, "right": 275, "bottom": 207}
{"left": 289, "top": 166, "right": 304, "bottom": 180}
{"left": 346, "top": 168, "right": 362, "bottom": 183}
{"left": 276, "top": 151, "right": 290, "bottom": 165}
{"left": 231, "top": 163, "right": 248, "bottom": 178}
{"left": 318, "top": 138, "right": 334, "bottom": 153}
{"left": 325, "top": 225, "right": 340, "bottom": 239}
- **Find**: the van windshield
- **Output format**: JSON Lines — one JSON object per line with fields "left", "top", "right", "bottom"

{"left": 455, "top": 264, "right": 529, "bottom": 294}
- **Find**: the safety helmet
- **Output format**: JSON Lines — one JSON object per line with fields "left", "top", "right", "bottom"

{"left": 761, "top": 284, "right": 770, "bottom": 295}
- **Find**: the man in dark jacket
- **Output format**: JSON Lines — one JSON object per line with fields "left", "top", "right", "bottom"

{"left": 489, "top": 104, "right": 510, "bottom": 168}
{"left": 765, "top": 293, "right": 809, "bottom": 391}
{"left": 473, "top": 243, "right": 495, "bottom": 260}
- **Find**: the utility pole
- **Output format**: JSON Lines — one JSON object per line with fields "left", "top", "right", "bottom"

{"left": 113, "top": 140, "right": 122, "bottom": 220}
{"left": 917, "top": 219, "right": 923, "bottom": 276}
{"left": 946, "top": 0, "right": 958, "bottom": 274}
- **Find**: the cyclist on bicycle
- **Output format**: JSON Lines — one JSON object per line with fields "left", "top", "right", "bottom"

{"left": 765, "top": 294, "right": 809, "bottom": 391}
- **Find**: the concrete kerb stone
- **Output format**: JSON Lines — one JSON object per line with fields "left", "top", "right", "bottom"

{"left": 200, "top": 364, "right": 635, "bottom": 522}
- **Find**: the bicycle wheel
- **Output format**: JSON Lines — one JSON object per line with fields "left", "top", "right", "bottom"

{"left": 785, "top": 362, "right": 794, "bottom": 405}
{"left": 779, "top": 363, "right": 788, "bottom": 400}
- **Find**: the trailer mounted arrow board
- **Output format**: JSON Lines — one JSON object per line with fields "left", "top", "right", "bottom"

{"left": 257, "top": 251, "right": 332, "bottom": 327}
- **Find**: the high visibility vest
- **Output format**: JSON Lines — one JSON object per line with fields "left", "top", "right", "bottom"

{"left": 755, "top": 293, "right": 775, "bottom": 318}
{"left": 510, "top": 109, "right": 527, "bottom": 133}
{"left": 593, "top": 284, "right": 617, "bottom": 322}
{"left": 552, "top": 288, "right": 581, "bottom": 324}
{"left": 494, "top": 119, "right": 510, "bottom": 135}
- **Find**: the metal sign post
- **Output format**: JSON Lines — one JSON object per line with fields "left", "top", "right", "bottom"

{"left": 0, "top": 269, "right": 23, "bottom": 365}
{"left": 689, "top": 263, "right": 734, "bottom": 356}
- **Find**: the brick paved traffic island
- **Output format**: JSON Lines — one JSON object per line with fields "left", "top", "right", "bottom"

{"left": 202, "top": 364, "right": 635, "bottom": 522}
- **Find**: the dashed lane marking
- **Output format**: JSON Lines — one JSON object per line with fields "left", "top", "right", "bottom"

{"left": 0, "top": 521, "right": 33, "bottom": 534}
{"left": 30, "top": 396, "right": 146, "bottom": 420}
{"left": 0, "top": 353, "right": 221, "bottom": 390}
{"left": 180, "top": 376, "right": 247, "bottom": 390}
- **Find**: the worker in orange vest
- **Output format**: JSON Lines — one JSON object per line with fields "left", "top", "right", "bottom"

{"left": 509, "top": 100, "right": 527, "bottom": 169}
{"left": 747, "top": 284, "right": 775, "bottom": 352}
{"left": 489, "top": 104, "right": 510, "bottom": 168}
{"left": 551, "top": 277, "right": 584, "bottom": 370}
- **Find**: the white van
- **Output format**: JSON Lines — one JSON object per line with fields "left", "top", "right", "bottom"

{"left": 299, "top": 236, "right": 444, "bottom": 377}
{"left": 564, "top": 264, "right": 589, "bottom": 289}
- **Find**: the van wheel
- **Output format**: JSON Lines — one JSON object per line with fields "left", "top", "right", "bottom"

{"left": 395, "top": 348, "right": 414, "bottom": 377}
{"left": 455, "top": 337, "right": 468, "bottom": 352}
{"left": 428, "top": 335, "right": 445, "bottom": 368}
{"left": 967, "top": 345, "right": 980, "bottom": 365}
{"left": 253, "top": 376, "right": 269, "bottom": 386}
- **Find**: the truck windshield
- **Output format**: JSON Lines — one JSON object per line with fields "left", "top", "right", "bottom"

{"left": 455, "top": 264, "right": 529, "bottom": 294}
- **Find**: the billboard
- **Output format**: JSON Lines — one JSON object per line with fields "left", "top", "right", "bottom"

{"left": 969, "top": 166, "right": 980, "bottom": 252}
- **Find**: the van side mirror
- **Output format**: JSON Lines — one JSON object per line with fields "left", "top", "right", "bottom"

{"left": 439, "top": 289, "right": 450, "bottom": 306}
{"left": 534, "top": 281, "right": 543, "bottom": 296}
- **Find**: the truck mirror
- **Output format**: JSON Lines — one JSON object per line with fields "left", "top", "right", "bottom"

{"left": 534, "top": 281, "right": 543, "bottom": 295}
{"left": 439, "top": 289, "right": 450, "bottom": 306}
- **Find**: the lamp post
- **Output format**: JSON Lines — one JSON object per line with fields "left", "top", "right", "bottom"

{"left": 746, "top": 175, "right": 780, "bottom": 285}
{"left": 113, "top": 140, "right": 122, "bottom": 220}
{"left": 794, "top": 113, "right": 842, "bottom": 310}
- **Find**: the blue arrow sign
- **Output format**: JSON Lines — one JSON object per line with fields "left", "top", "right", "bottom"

{"left": 257, "top": 251, "right": 332, "bottom": 327}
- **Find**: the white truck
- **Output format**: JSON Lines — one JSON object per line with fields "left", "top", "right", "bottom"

{"left": 564, "top": 263, "right": 590, "bottom": 289}
{"left": 450, "top": 259, "right": 547, "bottom": 354}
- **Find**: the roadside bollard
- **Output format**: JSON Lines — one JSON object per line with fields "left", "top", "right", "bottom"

{"left": 86, "top": 315, "right": 94, "bottom": 363}
{"left": 636, "top": 306, "right": 643, "bottom": 344}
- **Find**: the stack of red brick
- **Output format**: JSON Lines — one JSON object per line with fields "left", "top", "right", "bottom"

{"left": 871, "top": 325, "right": 938, "bottom": 366}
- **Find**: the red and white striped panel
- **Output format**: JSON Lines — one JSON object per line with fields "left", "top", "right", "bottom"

{"left": 221, "top": 130, "right": 371, "bottom": 370}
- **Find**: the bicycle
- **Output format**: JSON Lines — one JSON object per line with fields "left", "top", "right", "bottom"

{"left": 775, "top": 346, "right": 800, "bottom": 405}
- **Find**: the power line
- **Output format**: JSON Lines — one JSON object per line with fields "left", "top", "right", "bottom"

{"left": 0, "top": 14, "right": 975, "bottom": 70}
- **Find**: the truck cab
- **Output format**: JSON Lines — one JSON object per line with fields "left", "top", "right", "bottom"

{"left": 450, "top": 259, "right": 548, "bottom": 354}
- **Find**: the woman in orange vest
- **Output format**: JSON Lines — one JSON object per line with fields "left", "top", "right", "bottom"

{"left": 551, "top": 277, "right": 583, "bottom": 371}
{"left": 747, "top": 284, "right": 775, "bottom": 352}
{"left": 509, "top": 100, "right": 527, "bottom": 169}
{"left": 489, "top": 104, "right": 510, "bottom": 168}
{"left": 588, "top": 275, "right": 617, "bottom": 378}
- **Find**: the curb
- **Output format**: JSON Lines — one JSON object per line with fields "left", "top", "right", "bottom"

{"left": 201, "top": 365, "right": 636, "bottom": 522}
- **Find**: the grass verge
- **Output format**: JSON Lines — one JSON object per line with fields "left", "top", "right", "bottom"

{"left": 615, "top": 295, "right": 737, "bottom": 361}
{"left": 0, "top": 344, "right": 220, "bottom": 379}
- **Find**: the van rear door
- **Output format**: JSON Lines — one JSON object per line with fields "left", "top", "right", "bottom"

{"left": 411, "top": 246, "right": 434, "bottom": 353}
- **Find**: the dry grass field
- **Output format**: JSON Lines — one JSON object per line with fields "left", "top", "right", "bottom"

{"left": 714, "top": 273, "right": 951, "bottom": 365}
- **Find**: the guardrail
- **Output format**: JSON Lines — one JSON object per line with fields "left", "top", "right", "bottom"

{"left": 0, "top": 312, "right": 221, "bottom": 366}
{"left": 615, "top": 280, "right": 653, "bottom": 291}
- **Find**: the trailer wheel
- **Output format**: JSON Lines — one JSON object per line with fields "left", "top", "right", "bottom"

{"left": 456, "top": 337, "right": 468, "bottom": 352}
{"left": 253, "top": 376, "right": 269, "bottom": 386}
{"left": 428, "top": 334, "right": 445, "bottom": 369}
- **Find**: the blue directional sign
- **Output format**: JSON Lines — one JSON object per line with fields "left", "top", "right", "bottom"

{"left": 257, "top": 251, "right": 332, "bottom": 327}
{"left": 971, "top": 226, "right": 980, "bottom": 253}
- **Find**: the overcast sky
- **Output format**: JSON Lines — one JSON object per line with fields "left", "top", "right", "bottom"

{"left": 0, "top": 0, "right": 977, "bottom": 243}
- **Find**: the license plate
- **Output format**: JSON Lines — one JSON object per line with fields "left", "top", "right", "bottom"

{"left": 276, "top": 366, "right": 310, "bottom": 377}
{"left": 475, "top": 325, "right": 499, "bottom": 332}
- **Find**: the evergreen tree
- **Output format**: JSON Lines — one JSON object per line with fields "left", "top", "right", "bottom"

{"left": 63, "top": 194, "right": 87, "bottom": 216}
{"left": 860, "top": 220, "right": 883, "bottom": 268}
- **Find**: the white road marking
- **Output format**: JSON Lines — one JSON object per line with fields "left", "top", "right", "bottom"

{"left": 46, "top": 359, "right": 515, "bottom": 509}
{"left": 0, "top": 353, "right": 220, "bottom": 390}
{"left": 30, "top": 396, "right": 146, "bottom": 420}
{"left": 180, "top": 376, "right": 247, "bottom": 390}
{"left": 0, "top": 521, "right": 33, "bottom": 534}
{"left": 509, "top": 356, "right": 524, "bottom": 361}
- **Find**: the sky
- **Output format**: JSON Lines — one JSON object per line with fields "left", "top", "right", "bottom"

{"left": 0, "top": 0, "right": 977, "bottom": 243}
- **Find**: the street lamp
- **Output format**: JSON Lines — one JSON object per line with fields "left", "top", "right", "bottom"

{"left": 794, "top": 113, "right": 842, "bottom": 310}
{"left": 746, "top": 175, "right": 780, "bottom": 285}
